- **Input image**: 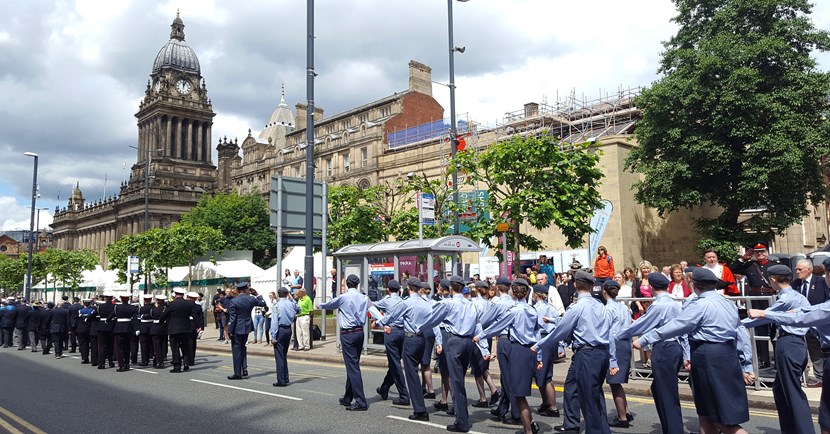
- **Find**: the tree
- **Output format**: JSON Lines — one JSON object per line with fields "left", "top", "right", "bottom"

{"left": 394, "top": 171, "right": 457, "bottom": 239}
{"left": 162, "top": 222, "right": 226, "bottom": 289}
{"left": 180, "top": 192, "right": 275, "bottom": 267}
{"left": 625, "top": 0, "right": 830, "bottom": 253}
{"left": 106, "top": 229, "right": 170, "bottom": 287}
{"left": 0, "top": 254, "right": 25, "bottom": 295}
{"left": 45, "top": 249, "right": 98, "bottom": 295}
{"left": 454, "top": 133, "right": 604, "bottom": 260}
{"left": 326, "top": 184, "right": 387, "bottom": 252}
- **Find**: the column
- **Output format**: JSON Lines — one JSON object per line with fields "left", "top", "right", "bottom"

{"left": 206, "top": 124, "right": 212, "bottom": 162}
{"left": 186, "top": 120, "right": 194, "bottom": 160}
{"left": 196, "top": 122, "right": 203, "bottom": 162}
{"left": 166, "top": 116, "right": 173, "bottom": 157}
{"left": 176, "top": 118, "right": 183, "bottom": 159}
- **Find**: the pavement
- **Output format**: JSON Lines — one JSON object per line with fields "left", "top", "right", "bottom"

{"left": 197, "top": 320, "right": 824, "bottom": 413}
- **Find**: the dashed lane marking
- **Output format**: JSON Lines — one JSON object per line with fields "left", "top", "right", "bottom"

{"left": 386, "top": 415, "right": 486, "bottom": 434}
{"left": 0, "top": 406, "right": 46, "bottom": 434}
{"left": 190, "top": 379, "right": 303, "bottom": 401}
{"left": 132, "top": 368, "right": 158, "bottom": 375}
{"left": 0, "top": 416, "right": 24, "bottom": 434}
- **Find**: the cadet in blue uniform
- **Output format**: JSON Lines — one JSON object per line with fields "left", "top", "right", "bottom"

{"left": 479, "top": 276, "right": 518, "bottom": 422}
{"left": 636, "top": 268, "right": 749, "bottom": 434}
{"left": 373, "top": 279, "right": 409, "bottom": 405}
{"left": 433, "top": 278, "right": 454, "bottom": 413}
{"left": 534, "top": 271, "right": 611, "bottom": 434}
{"left": 476, "top": 278, "right": 541, "bottom": 434}
{"left": 226, "top": 282, "right": 266, "bottom": 379}
{"left": 377, "top": 278, "right": 433, "bottom": 420}
{"left": 320, "top": 274, "right": 371, "bottom": 411}
{"left": 614, "top": 272, "right": 687, "bottom": 433}
{"left": 420, "top": 275, "right": 479, "bottom": 433}
{"left": 110, "top": 293, "right": 138, "bottom": 371}
{"left": 76, "top": 299, "right": 95, "bottom": 364}
{"left": 532, "top": 283, "right": 562, "bottom": 418}
{"left": 271, "top": 287, "right": 299, "bottom": 387}
{"left": 603, "top": 279, "right": 634, "bottom": 428}
{"left": 416, "top": 280, "right": 437, "bottom": 400}
{"left": 743, "top": 264, "right": 811, "bottom": 434}
{"left": 470, "top": 280, "right": 497, "bottom": 409}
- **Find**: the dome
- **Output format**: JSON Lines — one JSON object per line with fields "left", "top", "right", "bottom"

{"left": 152, "top": 12, "right": 200, "bottom": 74}
{"left": 259, "top": 89, "right": 295, "bottom": 144}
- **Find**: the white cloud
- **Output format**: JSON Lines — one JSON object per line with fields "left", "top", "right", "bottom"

{"left": 0, "top": 197, "right": 52, "bottom": 232}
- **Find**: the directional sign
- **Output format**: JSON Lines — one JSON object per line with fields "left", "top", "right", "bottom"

{"left": 496, "top": 223, "right": 509, "bottom": 232}
{"left": 128, "top": 256, "right": 140, "bottom": 274}
{"left": 420, "top": 193, "right": 435, "bottom": 226}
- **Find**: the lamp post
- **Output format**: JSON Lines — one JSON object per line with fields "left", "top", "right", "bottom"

{"left": 448, "top": 0, "right": 467, "bottom": 275}
{"left": 24, "top": 152, "right": 39, "bottom": 301}
{"left": 128, "top": 143, "right": 162, "bottom": 293}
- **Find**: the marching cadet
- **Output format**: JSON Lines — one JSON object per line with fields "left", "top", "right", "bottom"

{"left": 161, "top": 288, "right": 198, "bottom": 373}
{"left": 476, "top": 278, "right": 541, "bottom": 434}
{"left": 50, "top": 299, "right": 71, "bottom": 359}
{"left": 110, "top": 292, "right": 138, "bottom": 371}
{"left": 602, "top": 280, "right": 633, "bottom": 428}
{"left": 635, "top": 268, "right": 750, "bottom": 434}
{"left": 533, "top": 271, "right": 611, "bottom": 434}
{"left": 420, "top": 275, "right": 479, "bottom": 433}
{"left": 270, "top": 287, "right": 299, "bottom": 387}
{"left": 136, "top": 294, "right": 154, "bottom": 366}
{"left": 150, "top": 295, "right": 168, "bottom": 369}
{"left": 532, "top": 283, "right": 562, "bottom": 418}
{"left": 372, "top": 279, "right": 409, "bottom": 405}
{"left": 612, "top": 272, "right": 687, "bottom": 433}
{"left": 470, "top": 280, "right": 498, "bottom": 409}
{"left": 96, "top": 292, "right": 116, "bottom": 369}
{"left": 187, "top": 292, "right": 203, "bottom": 366}
{"left": 376, "top": 278, "right": 434, "bottom": 421}
{"left": 745, "top": 264, "right": 814, "bottom": 434}
{"left": 417, "top": 280, "right": 437, "bottom": 400}
{"left": 432, "top": 278, "right": 454, "bottom": 414}
{"left": 319, "top": 274, "right": 371, "bottom": 411}
{"left": 76, "top": 299, "right": 95, "bottom": 364}
{"left": 479, "top": 276, "right": 517, "bottom": 423}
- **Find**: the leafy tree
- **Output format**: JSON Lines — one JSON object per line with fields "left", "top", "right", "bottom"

{"left": 46, "top": 249, "right": 98, "bottom": 295}
{"left": 454, "top": 134, "right": 604, "bottom": 259}
{"left": 106, "top": 229, "right": 169, "bottom": 287}
{"left": 180, "top": 192, "right": 275, "bottom": 267}
{"left": 162, "top": 222, "right": 226, "bottom": 290}
{"left": 394, "top": 171, "right": 457, "bottom": 239}
{"left": 625, "top": 0, "right": 830, "bottom": 251}
{"left": 0, "top": 254, "right": 25, "bottom": 295}
{"left": 326, "top": 184, "right": 387, "bottom": 252}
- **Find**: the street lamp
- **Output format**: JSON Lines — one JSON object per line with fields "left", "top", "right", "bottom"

{"left": 448, "top": 0, "right": 467, "bottom": 275}
{"left": 24, "top": 152, "right": 38, "bottom": 301}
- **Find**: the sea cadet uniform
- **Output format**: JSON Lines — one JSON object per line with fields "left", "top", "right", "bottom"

{"left": 161, "top": 289, "right": 199, "bottom": 373}
{"left": 109, "top": 295, "right": 139, "bottom": 371}
{"left": 149, "top": 296, "right": 168, "bottom": 368}
{"left": 96, "top": 294, "right": 116, "bottom": 369}
{"left": 137, "top": 295, "right": 155, "bottom": 366}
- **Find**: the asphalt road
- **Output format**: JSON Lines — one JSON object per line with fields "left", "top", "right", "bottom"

{"left": 0, "top": 347, "right": 819, "bottom": 434}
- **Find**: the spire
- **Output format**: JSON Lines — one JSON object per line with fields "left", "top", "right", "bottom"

{"left": 170, "top": 10, "right": 185, "bottom": 41}
{"left": 279, "top": 83, "right": 287, "bottom": 106}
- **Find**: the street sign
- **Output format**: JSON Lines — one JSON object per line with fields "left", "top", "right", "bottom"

{"left": 128, "top": 256, "right": 140, "bottom": 274}
{"left": 496, "top": 223, "right": 509, "bottom": 232}
{"left": 269, "top": 176, "right": 325, "bottom": 231}
{"left": 420, "top": 193, "right": 435, "bottom": 225}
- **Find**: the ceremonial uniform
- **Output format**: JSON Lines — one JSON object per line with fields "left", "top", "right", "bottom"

{"left": 479, "top": 277, "right": 518, "bottom": 421}
{"left": 161, "top": 291, "right": 198, "bottom": 373}
{"left": 13, "top": 302, "right": 30, "bottom": 350}
{"left": 320, "top": 275, "right": 371, "bottom": 411}
{"left": 88, "top": 303, "right": 99, "bottom": 365}
{"left": 533, "top": 285, "right": 562, "bottom": 414}
{"left": 187, "top": 292, "right": 203, "bottom": 366}
{"left": 96, "top": 296, "right": 116, "bottom": 368}
{"left": 136, "top": 297, "right": 155, "bottom": 366}
{"left": 109, "top": 297, "right": 138, "bottom": 371}
{"left": 149, "top": 296, "right": 168, "bottom": 368}
{"left": 68, "top": 299, "right": 82, "bottom": 353}
{"left": 731, "top": 242, "right": 776, "bottom": 367}
{"left": 26, "top": 304, "right": 44, "bottom": 352}
{"left": 40, "top": 303, "right": 54, "bottom": 354}
{"left": 227, "top": 285, "right": 267, "bottom": 379}
{"left": 372, "top": 285, "right": 408, "bottom": 404}
{"left": 270, "top": 289, "right": 299, "bottom": 386}
{"left": 49, "top": 303, "right": 70, "bottom": 358}
{"left": 75, "top": 301, "right": 95, "bottom": 364}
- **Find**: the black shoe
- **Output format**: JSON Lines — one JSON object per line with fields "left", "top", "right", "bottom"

{"left": 98, "top": 366, "right": 107, "bottom": 370}
{"left": 446, "top": 424, "right": 470, "bottom": 433}
{"left": 339, "top": 398, "right": 351, "bottom": 406}
{"left": 490, "top": 408, "right": 503, "bottom": 417}
{"left": 81, "top": 361, "right": 89, "bottom": 364}
{"left": 501, "top": 417, "right": 522, "bottom": 426}
{"left": 31, "top": 350, "right": 37, "bottom": 352}
{"left": 446, "top": 408, "right": 455, "bottom": 416}
{"left": 116, "top": 367, "right": 127, "bottom": 372}
{"left": 170, "top": 368, "right": 182, "bottom": 373}
{"left": 392, "top": 399, "right": 410, "bottom": 406}
{"left": 273, "top": 382, "right": 287, "bottom": 387}
{"left": 531, "top": 422, "right": 541, "bottom": 434}
{"left": 138, "top": 363, "right": 148, "bottom": 367}
{"left": 409, "top": 412, "right": 429, "bottom": 421}
{"left": 472, "top": 400, "right": 489, "bottom": 408}
{"left": 109, "top": 363, "right": 115, "bottom": 368}
{"left": 376, "top": 387, "right": 388, "bottom": 400}
{"left": 553, "top": 426, "right": 579, "bottom": 432}
{"left": 227, "top": 375, "right": 243, "bottom": 380}
{"left": 489, "top": 389, "right": 501, "bottom": 406}
{"left": 183, "top": 365, "right": 189, "bottom": 371}
{"left": 424, "top": 391, "right": 436, "bottom": 399}
{"left": 91, "top": 363, "right": 98, "bottom": 367}
{"left": 626, "top": 412, "right": 635, "bottom": 421}
{"left": 539, "top": 406, "right": 560, "bottom": 417}
{"left": 434, "top": 401, "right": 449, "bottom": 411}
{"left": 345, "top": 404, "right": 368, "bottom": 411}
{"left": 609, "top": 417, "right": 630, "bottom": 428}
{"left": 242, "top": 369, "right": 248, "bottom": 377}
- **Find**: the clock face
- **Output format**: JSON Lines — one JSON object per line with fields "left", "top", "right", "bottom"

{"left": 176, "top": 79, "right": 191, "bottom": 95}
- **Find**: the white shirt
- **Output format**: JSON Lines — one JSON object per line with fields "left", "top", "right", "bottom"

{"left": 547, "top": 284, "right": 565, "bottom": 316}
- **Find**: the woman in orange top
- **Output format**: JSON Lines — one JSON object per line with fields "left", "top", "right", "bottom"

{"left": 701, "top": 249, "right": 738, "bottom": 295}
{"left": 593, "top": 246, "right": 616, "bottom": 286}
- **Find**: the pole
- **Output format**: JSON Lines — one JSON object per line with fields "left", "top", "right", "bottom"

{"left": 502, "top": 232, "right": 508, "bottom": 277}
{"left": 24, "top": 153, "right": 38, "bottom": 301}
{"left": 320, "top": 181, "right": 328, "bottom": 341}
{"left": 418, "top": 192, "right": 423, "bottom": 246}
{"left": 303, "top": 0, "right": 316, "bottom": 308}
{"left": 448, "top": 0, "right": 461, "bottom": 275}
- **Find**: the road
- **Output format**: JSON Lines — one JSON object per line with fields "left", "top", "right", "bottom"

{"left": 0, "top": 347, "right": 818, "bottom": 434}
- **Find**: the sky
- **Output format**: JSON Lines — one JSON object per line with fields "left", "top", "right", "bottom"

{"left": 1, "top": 0, "right": 829, "bottom": 232}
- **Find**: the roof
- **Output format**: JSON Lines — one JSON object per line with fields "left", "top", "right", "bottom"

{"left": 152, "top": 13, "right": 200, "bottom": 74}
{"left": 333, "top": 236, "right": 480, "bottom": 258}
{"left": 287, "top": 91, "right": 408, "bottom": 137}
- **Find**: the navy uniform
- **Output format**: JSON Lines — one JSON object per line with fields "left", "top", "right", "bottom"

{"left": 26, "top": 302, "right": 45, "bottom": 352}
{"left": 50, "top": 301, "right": 71, "bottom": 358}
{"left": 638, "top": 268, "right": 749, "bottom": 429}
{"left": 320, "top": 274, "right": 371, "bottom": 411}
{"left": 270, "top": 287, "right": 299, "bottom": 387}
{"left": 88, "top": 300, "right": 100, "bottom": 365}
{"left": 226, "top": 282, "right": 267, "bottom": 379}
{"left": 469, "top": 280, "right": 494, "bottom": 409}
{"left": 109, "top": 294, "right": 139, "bottom": 371}
{"left": 68, "top": 297, "right": 82, "bottom": 353}
{"left": 136, "top": 295, "right": 155, "bottom": 366}
{"left": 161, "top": 289, "right": 199, "bottom": 373}
{"left": 745, "top": 264, "right": 813, "bottom": 434}
{"left": 96, "top": 293, "right": 116, "bottom": 369}
{"left": 479, "top": 276, "right": 518, "bottom": 422}
{"left": 149, "top": 296, "right": 168, "bottom": 368}
{"left": 377, "top": 279, "right": 433, "bottom": 420}
{"left": 532, "top": 283, "right": 562, "bottom": 417}
{"left": 534, "top": 271, "right": 611, "bottom": 434}
{"left": 372, "top": 280, "right": 409, "bottom": 404}
{"left": 75, "top": 299, "right": 95, "bottom": 364}
{"left": 13, "top": 300, "right": 30, "bottom": 350}
{"left": 0, "top": 300, "right": 12, "bottom": 347}
{"left": 613, "top": 273, "right": 687, "bottom": 433}
{"left": 420, "top": 275, "right": 480, "bottom": 433}
{"left": 187, "top": 292, "right": 203, "bottom": 366}
{"left": 40, "top": 302, "right": 54, "bottom": 354}
{"left": 417, "top": 280, "right": 437, "bottom": 399}
{"left": 432, "top": 278, "right": 454, "bottom": 412}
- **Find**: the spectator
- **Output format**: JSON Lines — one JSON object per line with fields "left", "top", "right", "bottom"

{"left": 631, "top": 260, "right": 655, "bottom": 319}
{"left": 526, "top": 267, "right": 537, "bottom": 284}
{"left": 558, "top": 271, "right": 576, "bottom": 310}
{"left": 281, "top": 269, "right": 292, "bottom": 289}
{"left": 263, "top": 291, "right": 276, "bottom": 345}
{"left": 211, "top": 289, "right": 225, "bottom": 335}
{"left": 291, "top": 270, "right": 303, "bottom": 295}
{"left": 661, "top": 266, "right": 671, "bottom": 279}
{"left": 668, "top": 264, "right": 690, "bottom": 298}
{"left": 593, "top": 246, "right": 615, "bottom": 286}
{"left": 701, "top": 249, "right": 738, "bottom": 296}
{"left": 294, "top": 289, "right": 313, "bottom": 351}
{"left": 623, "top": 267, "right": 636, "bottom": 287}
{"left": 252, "top": 304, "right": 266, "bottom": 344}
{"left": 537, "top": 255, "right": 555, "bottom": 287}
{"left": 615, "top": 272, "right": 632, "bottom": 300}
{"left": 330, "top": 268, "right": 338, "bottom": 300}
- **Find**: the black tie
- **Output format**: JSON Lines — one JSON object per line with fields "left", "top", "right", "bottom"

{"left": 802, "top": 281, "right": 809, "bottom": 298}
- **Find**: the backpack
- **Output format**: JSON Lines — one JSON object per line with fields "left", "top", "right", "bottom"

{"left": 312, "top": 324, "right": 322, "bottom": 341}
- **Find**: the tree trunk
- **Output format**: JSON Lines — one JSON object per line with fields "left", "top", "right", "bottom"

{"left": 511, "top": 220, "right": 521, "bottom": 276}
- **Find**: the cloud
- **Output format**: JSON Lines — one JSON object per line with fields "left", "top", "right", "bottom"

{"left": 0, "top": 196, "right": 53, "bottom": 232}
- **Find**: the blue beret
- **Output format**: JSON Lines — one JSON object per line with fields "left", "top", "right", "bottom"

{"left": 495, "top": 277, "right": 512, "bottom": 286}
{"left": 387, "top": 279, "right": 401, "bottom": 291}
{"left": 532, "top": 284, "right": 548, "bottom": 294}
{"left": 647, "top": 272, "right": 670, "bottom": 290}
{"left": 439, "top": 278, "right": 451, "bottom": 289}
{"left": 602, "top": 280, "right": 620, "bottom": 290}
{"left": 574, "top": 271, "right": 595, "bottom": 285}
{"left": 767, "top": 264, "right": 792, "bottom": 276}
{"left": 346, "top": 274, "right": 360, "bottom": 287}
{"left": 512, "top": 278, "right": 530, "bottom": 288}
{"left": 406, "top": 278, "right": 422, "bottom": 288}
{"left": 691, "top": 267, "right": 719, "bottom": 283}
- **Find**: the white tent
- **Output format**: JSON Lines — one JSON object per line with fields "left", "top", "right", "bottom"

{"left": 251, "top": 247, "right": 333, "bottom": 304}
{"left": 188, "top": 260, "right": 264, "bottom": 281}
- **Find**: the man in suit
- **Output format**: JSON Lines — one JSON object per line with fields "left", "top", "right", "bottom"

{"left": 227, "top": 282, "right": 267, "bottom": 380}
{"left": 793, "top": 258, "right": 830, "bottom": 387}
{"left": 68, "top": 296, "right": 82, "bottom": 353}
{"left": 160, "top": 288, "right": 200, "bottom": 373}
{"left": 50, "top": 301, "right": 71, "bottom": 359}
{"left": 13, "top": 299, "right": 30, "bottom": 350}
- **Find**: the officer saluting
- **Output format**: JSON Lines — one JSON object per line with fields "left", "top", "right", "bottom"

{"left": 635, "top": 268, "right": 750, "bottom": 434}
{"left": 319, "top": 274, "right": 371, "bottom": 411}
{"left": 731, "top": 242, "right": 776, "bottom": 368}
{"left": 533, "top": 271, "right": 611, "bottom": 434}
{"left": 226, "top": 282, "right": 266, "bottom": 380}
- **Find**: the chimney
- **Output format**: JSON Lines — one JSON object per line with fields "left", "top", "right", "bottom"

{"left": 524, "top": 102, "right": 539, "bottom": 118}
{"left": 295, "top": 103, "right": 307, "bottom": 130}
{"left": 408, "top": 60, "right": 432, "bottom": 96}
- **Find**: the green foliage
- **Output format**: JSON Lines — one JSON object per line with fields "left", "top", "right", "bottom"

{"left": 0, "top": 254, "right": 25, "bottom": 294}
{"left": 395, "top": 172, "right": 456, "bottom": 238}
{"left": 327, "top": 184, "right": 387, "bottom": 252}
{"left": 626, "top": 0, "right": 830, "bottom": 247}
{"left": 106, "top": 229, "right": 169, "bottom": 285}
{"left": 180, "top": 192, "right": 275, "bottom": 267}
{"left": 44, "top": 249, "right": 98, "bottom": 292}
{"left": 453, "top": 134, "right": 604, "bottom": 257}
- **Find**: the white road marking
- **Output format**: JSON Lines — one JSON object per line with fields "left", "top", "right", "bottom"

{"left": 386, "top": 415, "right": 487, "bottom": 434}
{"left": 133, "top": 368, "right": 158, "bottom": 375}
{"left": 190, "top": 379, "right": 303, "bottom": 401}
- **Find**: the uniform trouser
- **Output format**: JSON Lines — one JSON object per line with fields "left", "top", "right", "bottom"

{"left": 138, "top": 333, "right": 151, "bottom": 365}
{"left": 807, "top": 333, "right": 824, "bottom": 381}
{"left": 190, "top": 330, "right": 198, "bottom": 364}
{"left": 130, "top": 333, "right": 139, "bottom": 364}
{"left": 2, "top": 328, "right": 13, "bottom": 347}
{"left": 15, "top": 327, "right": 27, "bottom": 349}
{"left": 403, "top": 333, "right": 427, "bottom": 413}
{"left": 651, "top": 341, "right": 684, "bottom": 434}
{"left": 296, "top": 315, "right": 311, "bottom": 349}
{"left": 380, "top": 328, "right": 409, "bottom": 402}
{"left": 90, "top": 335, "right": 98, "bottom": 365}
{"left": 773, "top": 335, "right": 812, "bottom": 434}
{"left": 560, "top": 355, "right": 581, "bottom": 429}
{"left": 114, "top": 333, "right": 132, "bottom": 368}
{"left": 445, "top": 334, "right": 474, "bottom": 430}
{"left": 28, "top": 331, "right": 39, "bottom": 351}
{"left": 78, "top": 332, "right": 90, "bottom": 362}
{"left": 161, "top": 334, "right": 169, "bottom": 361}
{"left": 230, "top": 333, "right": 249, "bottom": 376}
{"left": 97, "top": 331, "right": 114, "bottom": 366}
{"left": 820, "top": 351, "right": 830, "bottom": 430}
{"left": 273, "top": 325, "right": 291, "bottom": 384}
{"left": 51, "top": 332, "right": 64, "bottom": 356}
{"left": 151, "top": 334, "right": 164, "bottom": 365}
{"left": 340, "top": 330, "right": 367, "bottom": 408}
{"left": 495, "top": 336, "right": 520, "bottom": 420}
{"left": 41, "top": 333, "right": 51, "bottom": 354}
{"left": 170, "top": 333, "right": 192, "bottom": 368}
{"left": 574, "top": 346, "right": 611, "bottom": 434}
{"left": 69, "top": 330, "right": 77, "bottom": 352}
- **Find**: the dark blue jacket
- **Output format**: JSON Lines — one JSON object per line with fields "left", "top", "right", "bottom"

{"left": 50, "top": 306, "right": 70, "bottom": 334}
{"left": 228, "top": 295, "right": 266, "bottom": 335}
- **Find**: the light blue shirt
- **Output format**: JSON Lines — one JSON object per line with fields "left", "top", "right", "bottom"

{"left": 269, "top": 297, "right": 300, "bottom": 340}
{"left": 479, "top": 293, "right": 515, "bottom": 336}
{"left": 742, "top": 286, "right": 811, "bottom": 336}
{"left": 319, "top": 287, "right": 369, "bottom": 329}
{"left": 472, "top": 296, "right": 490, "bottom": 319}
{"left": 736, "top": 325, "right": 754, "bottom": 373}
{"left": 534, "top": 293, "right": 610, "bottom": 354}
{"left": 421, "top": 294, "right": 478, "bottom": 337}
{"left": 376, "top": 293, "right": 431, "bottom": 334}
{"left": 478, "top": 299, "right": 540, "bottom": 345}
{"left": 371, "top": 293, "right": 404, "bottom": 328}
{"left": 614, "top": 292, "right": 690, "bottom": 368}
{"left": 534, "top": 300, "right": 560, "bottom": 334}
{"left": 606, "top": 298, "right": 633, "bottom": 369}
{"left": 764, "top": 298, "right": 830, "bottom": 348}
{"left": 639, "top": 290, "right": 741, "bottom": 347}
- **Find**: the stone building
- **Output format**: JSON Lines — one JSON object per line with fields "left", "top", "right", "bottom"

{"left": 51, "top": 13, "right": 217, "bottom": 264}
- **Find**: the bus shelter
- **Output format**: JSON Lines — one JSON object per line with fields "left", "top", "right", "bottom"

{"left": 330, "top": 235, "right": 481, "bottom": 354}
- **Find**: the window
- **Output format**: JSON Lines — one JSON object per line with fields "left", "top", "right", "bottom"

{"left": 343, "top": 154, "right": 350, "bottom": 173}
{"left": 326, "top": 125, "right": 334, "bottom": 135}
{"left": 380, "top": 106, "right": 391, "bottom": 117}
{"left": 359, "top": 114, "right": 368, "bottom": 123}
{"left": 343, "top": 119, "right": 351, "bottom": 129}
{"left": 326, "top": 158, "right": 332, "bottom": 177}
{"left": 361, "top": 147, "right": 368, "bottom": 168}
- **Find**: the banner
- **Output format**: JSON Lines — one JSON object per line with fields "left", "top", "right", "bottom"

{"left": 588, "top": 200, "right": 614, "bottom": 255}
